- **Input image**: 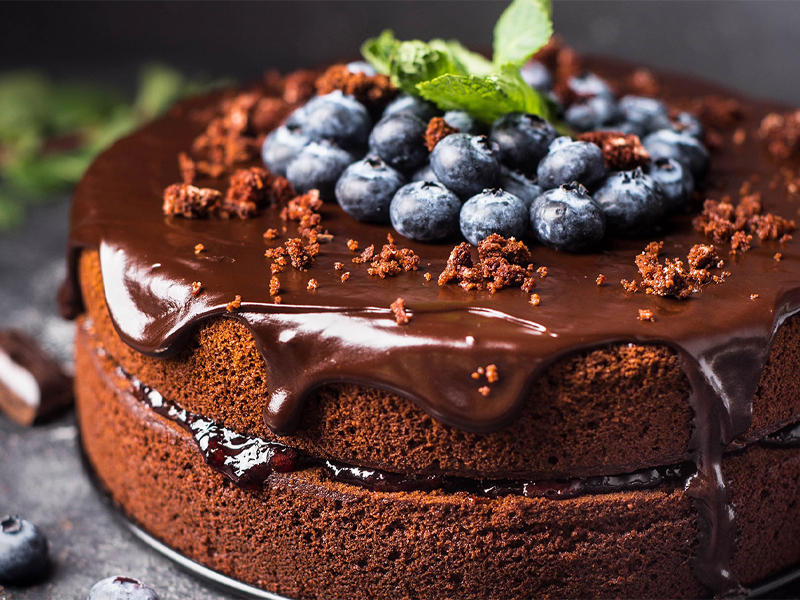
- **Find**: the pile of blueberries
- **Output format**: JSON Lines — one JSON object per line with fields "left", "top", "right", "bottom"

{"left": 262, "top": 61, "right": 708, "bottom": 251}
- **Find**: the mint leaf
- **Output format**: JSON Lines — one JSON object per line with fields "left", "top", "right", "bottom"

{"left": 361, "top": 30, "right": 400, "bottom": 76}
{"left": 417, "top": 66, "right": 552, "bottom": 123}
{"left": 432, "top": 40, "right": 494, "bottom": 77}
{"left": 493, "top": 0, "right": 553, "bottom": 67}
{"left": 387, "top": 40, "right": 461, "bottom": 95}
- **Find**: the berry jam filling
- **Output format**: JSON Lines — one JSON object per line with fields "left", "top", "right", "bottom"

{"left": 120, "top": 362, "right": 703, "bottom": 499}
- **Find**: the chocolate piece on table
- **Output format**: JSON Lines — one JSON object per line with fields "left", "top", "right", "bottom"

{"left": 0, "top": 330, "right": 73, "bottom": 426}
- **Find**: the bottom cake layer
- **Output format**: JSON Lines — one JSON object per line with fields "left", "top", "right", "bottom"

{"left": 75, "top": 318, "right": 800, "bottom": 599}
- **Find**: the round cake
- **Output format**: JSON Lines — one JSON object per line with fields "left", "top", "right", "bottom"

{"left": 61, "top": 40, "right": 800, "bottom": 599}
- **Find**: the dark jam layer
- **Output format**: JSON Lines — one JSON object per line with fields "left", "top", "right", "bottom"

{"left": 761, "top": 421, "right": 800, "bottom": 447}
{"left": 122, "top": 365, "right": 695, "bottom": 499}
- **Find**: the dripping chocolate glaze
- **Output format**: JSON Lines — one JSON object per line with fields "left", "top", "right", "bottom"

{"left": 60, "top": 58, "right": 800, "bottom": 596}
{"left": 114, "top": 353, "right": 695, "bottom": 500}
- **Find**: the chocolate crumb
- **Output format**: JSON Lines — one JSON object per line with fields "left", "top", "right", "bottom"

{"left": 191, "top": 281, "right": 203, "bottom": 296}
{"left": 220, "top": 166, "right": 273, "bottom": 219}
{"left": 194, "top": 243, "right": 206, "bottom": 255}
{"left": 273, "top": 295, "right": 282, "bottom": 304}
{"left": 424, "top": 272, "right": 432, "bottom": 281}
{"left": 352, "top": 244, "right": 375, "bottom": 264}
{"left": 530, "top": 293, "right": 541, "bottom": 306}
{"left": 536, "top": 266, "right": 548, "bottom": 278}
{"left": 485, "top": 364, "right": 499, "bottom": 383}
{"left": 638, "top": 309, "right": 655, "bottom": 322}
{"left": 478, "top": 386, "right": 491, "bottom": 397}
{"left": 280, "top": 189, "right": 325, "bottom": 240}
{"left": 347, "top": 239, "right": 359, "bottom": 252}
{"left": 282, "top": 70, "right": 318, "bottom": 104}
{"left": 730, "top": 231, "right": 753, "bottom": 255}
{"left": 424, "top": 117, "right": 459, "bottom": 152}
{"left": 471, "top": 371, "right": 481, "bottom": 380}
{"left": 635, "top": 242, "right": 725, "bottom": 299}
{"left": 263, "top": 229, "right": 279, "bottom": 241}
{"left": 334, "top": 262, "right": 344, "bottom": 271}
{"left": 390, "top": 297, "right": 410, "bottom": 325}
{"left": 163, "top": 183, "right": 221, "bottom": 218}
{"left": 694, "top": 193, "right": 795, "bottom": 252}
{"left": 438, "top": 235, "right": 536, "bottom": 293}
{"left": 226, "top": 295, "right": 242, "bottom": 312}
{"left": 307, "top": 278, "right": 319, "bottom": 291}
{"left": 627, "top": 68, "right": 659, "bottom": 97}
{"left": 340, "top": 272, "right": 350, "bottom": 282}
{"left": 775, "top": 253, "right": 783, "bottom": 262}
{"left": 621, "top": 279, "right": 639, "bottom": 293}
{"left": 733, "top": 128, "right": 747, "bottom": 146}
{"left": 758, "top": 110, "right": 800, "bottom": 159}
{"left": 578, "top": 131, "right": 650, "bottom": 170}
{"left": 284, "top": 237, "right": 319, "bottom": 270}
{"left": 269, "top": 276, "right": 281, "bottom": 297}
{"left": 366, "top": 243, "right": 420, "bottom": 278}
{"left": 315, "top": 64, "right": 398, "bottom": 110}
{"left": 750, "top": 293, "right": 760, "bottom": 300}
{"left": 596, "top": 274, "right": 607, "bottom": 286}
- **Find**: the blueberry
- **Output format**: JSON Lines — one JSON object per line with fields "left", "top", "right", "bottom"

{"left": 566, "top": 72, "right": 615, "bottom": 100}
{"left": 672, "top": 111, "right": 704, "bottom": 140}
{"left": 548, "top": 136, "right": 574, "bottom": 153}
{"left": 489, "top": 112, "right": 557, "bottom": 175}
{"left": 520, "top": 60, "right": 552, "bottom": 91}
{"left": 87, "top": 576, "right": 160, "bottom": 600}
{"left": 564, "top": 95, "right": 621, "bottom": 132}
{"left": 346, "top": 61, "right": 376, "bottom": 76}
{"left": 618, "top": 96, "right": 671, "bottom": 136}
{"left": 383, "top": 94, "right": 441, "bottom": 122}
{"left": 592, "top": 168, "right": 667, "bottom": 236}
{"left": 411, "top": 162, "right": 440, "bottom": 183}
{"left": 460, "top": 189, "right": 528, "bottom": 245}
{"left": 536, "top": 140, "right": 605, "bottom": 190}
{"left": 335, "top": 156, "right": 406, "bottom": 223}
{"left": 390, "top": 181, "right": 461, "bottom": 241}
{"left": 530, "top": 183, "right": 606, "bottom": 251}
{"left": 261, "top": 125, "right": 310, "bottom": 177}
{"left": 643, "top": 129, "right": 709, "bottom": 177}
{"left": 291, "top": 91, "right": 371, "bottom": 150}
{"left": 430, "top": 133, "right": 501, "bottom": 199}
{"left": 443, "top": 110, "right": 486, "bottom": 135}
{"left": 368, "top": 113, "right": 429, "bottom": 173}
{"left": 286, "top": 141, "right": 355, "bottom": 199}
{"left": 499, "top": 167, "right": 542, "bottom": 209}
{"left": 597, "top": 120, "right": 646, "bottom": 138}
{"left": 647, "top": 157, "right": 694, "bottom": 212}
{"left": 0, "top": 515, "right": 48, "bottom": 583}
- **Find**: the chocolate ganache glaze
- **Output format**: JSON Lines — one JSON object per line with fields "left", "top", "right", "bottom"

{"left": 61, "top": 59, "right": 800, "bottom": 596}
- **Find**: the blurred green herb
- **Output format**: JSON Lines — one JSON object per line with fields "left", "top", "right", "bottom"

{"left": 361, "top": 0, "right": 554, "bottom": 124}
{"left": 0, "top": 64, "right": 228, "bottom": 229}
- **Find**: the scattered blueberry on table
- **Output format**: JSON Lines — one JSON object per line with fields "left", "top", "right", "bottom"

{"left": 87, "top": 576, "right": 160, "bottom": 600}
{"left": 0, "top": 515, "right": 49, "bottom": 584}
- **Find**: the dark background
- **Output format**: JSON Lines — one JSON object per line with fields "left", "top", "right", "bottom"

{"left": 2, "top": 1, "right": 800, "bottom": 104}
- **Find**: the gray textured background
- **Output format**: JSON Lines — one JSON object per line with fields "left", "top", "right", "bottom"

{"left": 1, "top": 2, "right": 799, "bottom": 599}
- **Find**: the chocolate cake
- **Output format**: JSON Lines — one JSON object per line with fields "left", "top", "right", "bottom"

{"left": 60, "top": 43, "right": 800, "bottom": 599}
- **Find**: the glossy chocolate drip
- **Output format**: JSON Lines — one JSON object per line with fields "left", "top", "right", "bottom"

{"left": 120, "top": 356, "right": 695, "bottom": 499}
{"left": 60, "top": 59, "right": 800, "bottom": 595}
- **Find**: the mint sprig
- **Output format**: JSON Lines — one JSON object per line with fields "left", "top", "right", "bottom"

{"left": 361, "top": 0, "right": 554, "bottom": 123}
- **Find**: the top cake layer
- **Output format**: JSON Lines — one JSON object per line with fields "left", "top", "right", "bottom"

{"left": 60, "top": 58, "right": 800, "bottom": 449}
